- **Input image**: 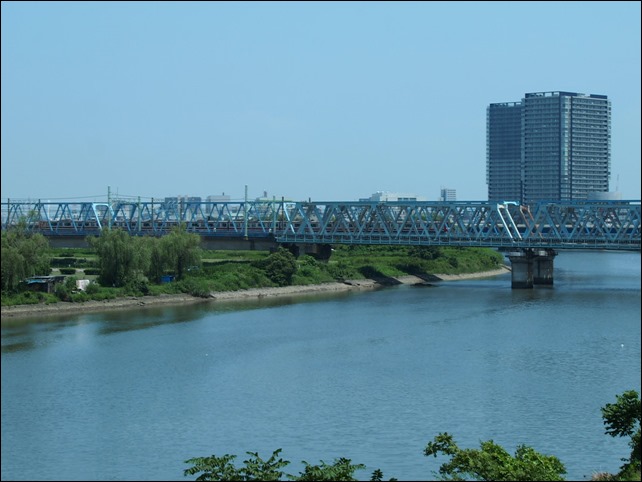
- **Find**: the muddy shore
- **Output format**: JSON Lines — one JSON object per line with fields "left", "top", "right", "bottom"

{"left": 1, "top": 267, "right": 510, "bottom": 320}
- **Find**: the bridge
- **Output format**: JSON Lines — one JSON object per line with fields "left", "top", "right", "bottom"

{"left": 2, "top": 199, "right": 640, "bottom": 288}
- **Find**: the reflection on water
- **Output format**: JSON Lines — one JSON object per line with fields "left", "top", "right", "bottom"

{"left": 1, "top": 290, "right": 363, "bottom": 352}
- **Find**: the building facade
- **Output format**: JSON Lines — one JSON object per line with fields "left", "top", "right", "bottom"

{"left": 361, "top": 191, "right": 427, "bottom": 202}
{"left": 486, "top": 102, "right": 523, "bottom": 202}
{"left": 487, "top": 91, "right": 611, "bottom": 204}
{"left": 440, "top": 188, "right": 457, "bottom": 202}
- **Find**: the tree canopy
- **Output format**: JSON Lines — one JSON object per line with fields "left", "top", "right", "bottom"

{"left": 1, "top": 227, "right": 50, "bottom": 293}
{"left": 424, "top": 432, "right": 566, "bottom": 481}
{"left": 601, "top": 389, "right": 641, "bottom": 479}
{"left": 184, "top": 390, "right": 642, "bottom": 481}
{"left": 183, "top": 449, "right": 393, "bottom": 481}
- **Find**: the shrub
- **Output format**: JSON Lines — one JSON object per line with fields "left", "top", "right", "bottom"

{"left": 85, "top": 281, "right": 100, "bottom": 295}
{"left": 255, "top": 248, "right": 297, "bottom": 287}
{"left": 176, "top": 278, "right": 211, "bottom": 298}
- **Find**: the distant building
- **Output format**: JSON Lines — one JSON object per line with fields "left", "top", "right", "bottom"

{"left": 206, "top": 193, "right": 231, "bottom": 202}
{"left": 254, "top": 191, "right": 276, "bottom": 202}
{"left": 161, "top": 196, "right": 201, "bottom": 219}
{"left": 362, "top": 191, "right": 427, "bottom": 202}
{"left": 164, "top": 195, "right": 201, "bottom": 205}
{"left": 487, "top": 91, "right": 612, "bottom": 204}
{"left": 440, "top": 188, "right": 457, "bottom": 202}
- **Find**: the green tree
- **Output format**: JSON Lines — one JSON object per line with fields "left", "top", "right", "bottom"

{"left": 256, "top": 247, "right": 297, "bottom": 287}
{"left": 160, "top": 225, "right": 202, "bottom": 280}
{"left": 145, "top": 236, "right": 165, "bottom": 283}
{"left": 424, "top": 432, "right": 566, "bottom": 481}
{"left": 184, "top": 449, "right": 288, "bottom": 481}
{"left": 53, "top": 275, "right": 82, "bottom": 302}
{"left": 295, "top": 457, "right": 367, "bottom": 481}
{"left": 183, "top": 449, "right": 394, "bottom": 481}
{"left": 1, "top": 227, "right": 50, "bottom": 293}
{"left": 88, "top": 229, "right": 142, "bottom": 287}
{"left": 601, "top": 390, "right": 641, "bottom": 479}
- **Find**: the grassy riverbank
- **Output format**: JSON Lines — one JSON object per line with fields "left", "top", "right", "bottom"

{"left": 0, "top": 267, "right": 511, "bottom": 320}
{"left": 1, "top": 245, "right": 508, "bottom": 319}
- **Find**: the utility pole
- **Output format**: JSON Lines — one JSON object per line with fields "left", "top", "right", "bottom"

{"left": 107, "top": 185, "right": 112, "bottom": 230}
{"left": 244, "top": 185, "right": 248, "bottom": 239}
{"left": 272, "top": 195, "right": 276, "bottom": 234}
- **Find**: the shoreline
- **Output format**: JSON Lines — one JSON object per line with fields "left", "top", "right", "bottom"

{"left": 1, "top": 267, "right": 511, "bottom": 320}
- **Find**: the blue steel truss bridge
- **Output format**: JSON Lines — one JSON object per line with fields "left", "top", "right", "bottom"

{"left": 3, "top": 198, "right": 639, "bottom": 288}
{"left": 2, "top": 199, "right": 640, "bottom": 251}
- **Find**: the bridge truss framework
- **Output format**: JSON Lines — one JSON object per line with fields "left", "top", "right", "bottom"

{"left": 2, "top": 199, "right": 639, "bottom": 251}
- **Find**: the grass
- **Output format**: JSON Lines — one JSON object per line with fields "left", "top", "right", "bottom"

{"left": 2, "top": 245, "right": 506, "bottom": 306}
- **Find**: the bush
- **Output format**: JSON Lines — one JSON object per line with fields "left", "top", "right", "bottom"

{"left": 176, "top": 278, "right": 211, "bottom": 298}
{"left": 1, "top": 290, "right": 58, "bottom": 306}
{"left": 292, "top": 256, "right": 335, "bottom": 285}
{"left": 324, "top": 260, "right": 361, "bottom": 281}
{"left": 85, "top": 281, "right": 100, "bottom": 295}
{"left": 123, "top": 276, "right": 151, "bottom": 296}
{"left": 255, "top": 248, "right": 297, "bottom": 287}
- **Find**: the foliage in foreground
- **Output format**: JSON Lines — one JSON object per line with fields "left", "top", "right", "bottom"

{"left": 183, "top": 449, "right": 393, "bottom": 481}
{"left": 182, "top": 437, "right": 563, "bottom": 482}
{"left": 184, "top": 391, "right": 642, "bottom": 481}
{"left": 424, "top": 432, "right": 566, "bottom": 481}
{"left": 601, "top": 390, "right": 641, "bottom": 480}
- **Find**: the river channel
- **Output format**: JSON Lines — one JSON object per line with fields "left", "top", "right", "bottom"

{"left": 1, "top": 250, "right": 640, "bottom": 481}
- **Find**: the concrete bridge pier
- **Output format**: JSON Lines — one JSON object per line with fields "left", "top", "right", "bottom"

{"left": 507, "top": 250, "right": 534, "bottom": 289}
{"left": 532, "top": 249, "right": 557, "bottom": 286}
{"left": 507, "top": 248, "right": 557, "bottom": 289}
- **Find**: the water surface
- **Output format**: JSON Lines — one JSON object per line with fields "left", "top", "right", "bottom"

{"left": 2, "top": 250, "right": 640, "bottom": 481}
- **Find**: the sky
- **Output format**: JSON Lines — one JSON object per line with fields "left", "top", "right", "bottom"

{"left": 1, "top": 1, "right": 640, "bottom": 203}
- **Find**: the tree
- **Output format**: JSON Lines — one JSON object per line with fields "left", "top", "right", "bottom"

{"left": 1, "top": 227, "right": 50, "bottom": 293}
{"left": 256, "top": 247, "right": 297, "bottom": 287}
{"left": 145, "top": 236, "right": 165, "bottom": 284}
{"left": 601, "top": 390, "right": 641, "bottom": 479}
{"left": 423, "top": 432, "right": 566, "bottom": 481}
{"left": 183, "top": 449, "right": 395, "bottom": 481}
{"left": 89, "top": 229, "right": 142, "bottom": 287}
{"left": 160, "top": 225, "right": 202, "bottom": 280}
{"left": 295, "top": 457, "right": 369, "bottom": 481}
{"left": 184, "top": 449, "right": 288, "bottom": 481}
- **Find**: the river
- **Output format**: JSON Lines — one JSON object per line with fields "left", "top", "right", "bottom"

{"left": 1, "top": 250, "right": 640, "bottom": 481}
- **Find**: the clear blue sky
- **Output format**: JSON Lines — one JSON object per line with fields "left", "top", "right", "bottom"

{"left": 2, "top": 1, "right": 640, "bottom": 202}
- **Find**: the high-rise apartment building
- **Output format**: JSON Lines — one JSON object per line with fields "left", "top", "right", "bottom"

{"left": 487, "top": 91, "right": 611, "bottom": 204}
{"left": 486, "top": 102, "right": 522, "bottom": 202}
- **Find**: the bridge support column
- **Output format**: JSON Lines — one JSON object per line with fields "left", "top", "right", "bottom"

{"left": 507, "top": 251, "right": 534, "bottom": 289}
{"left": 507, "top": 248, "right": 557, "bottom": 289}
{"left": 532, "top": 249, "right": 556, "bottom": 286}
